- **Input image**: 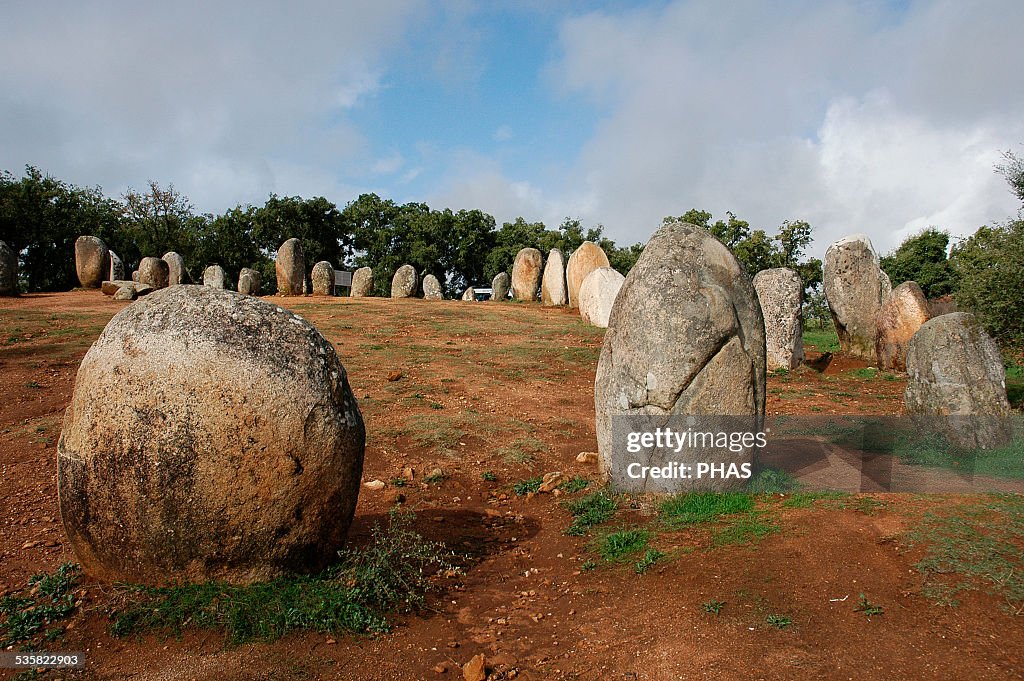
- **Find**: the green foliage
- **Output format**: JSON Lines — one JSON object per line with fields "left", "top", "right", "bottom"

{"left": 480, "top": 471, "right": 497, "bottom": 482}
{"left": 595, "top": 528, "right": 651, "bottom": 561}
{"left": 765, "top": 613, "right": 793, "bottom": 629}
{"left": 634, "top": 548, "right": 665, "bottom": 574}
{"left": 563, "top": 489, "right": 619, "bottom": 535}
{"left": 111, "top": 511, "right": 457, "bottom": 642}
{"left": 854, "top": 593, "right": 884, "bottom": 616}
{"left": 996, "top": 149, "right": 1024, "bottom": 204}
{"left": 746, "top": 468, "right": 799, "bottom": 494}
{"left": 512, "top": 476, "right": 543, "bottom": 495}
{"left": 702, "top": 599, "right": 725, "bottom": 616}
{"left": 0, "top": 562, "right": 82, "bottom": 647}
{"left": 880, "top": 227, "right": 957, "bottom": 298}
{"left": 659, "top": 492, "right": 754, "bottom": 527}
{"left": 950, "top": 219, "right": 1024, "bottom": 345}
{"left": 558, "top": 476, "right": 591, "bottom": 494}
{"left": 711, "top": 513, "right": 779, "bottom": 547}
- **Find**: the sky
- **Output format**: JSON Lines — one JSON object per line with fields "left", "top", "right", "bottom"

{"left": 2, "top": 0, "right": 1023, "bottom": 256}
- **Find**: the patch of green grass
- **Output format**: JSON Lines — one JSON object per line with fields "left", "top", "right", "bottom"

{"left": 780, "top": 491, "right": 849, "bottom": 509}
{"left": 580, "top": 559, "right": 597, "bottom": 572}
{"left": 889, "top": 428, "right": 1024, "bottom": 481}
{"left": 498, "top": 436, "right": 548, "bottom": 465}
{"left": 558, "top": 476, "right": 590, "bottom": 494}
{"left": 512, "top": 476, "right": 543, "bottom": 496}
{"left": 480, "top": 471, "right": 497, "bottom": 482}
{"left": 110, "top": 511, "right": 458, "bottom": 642}
{"left": 839, "top": 496, "right": 887, "bottom": 515}
{"left": 563, "top": 490, "right": 619, "bottom": 536}
{"left": 423, "top": 470, "right": 447, "bottom": 485}
{"left": 595, "top": 528, "right": 650, "bottom": 562}
{"left": 0, "top": 563, "right": 82, "bottom": 647}
{"left": 702, "top": 599, "right": 725, "bottom": 616}
{"left": 847, "top": 367, "right": 879, "bottom": 379}
{"left": 659, "top": 492, "right": 754, "bottom": 527}
{"left": 906, "top": 494, "right": 1024, "bottom": 614}
{"left": 389, "top": 478, "right": 407, "bottom": 487}
{"left": 746, "top": 468, "right": 799, "bottom": 494}
{"left": 854, "top": 593, "right": 884, "bottom": 616}
{"left": 634, "top": 548, "right": 665, "bottom": 574}
{"left": 711, "top": 513, "right": 779, "bottom": 547}
{"left": 765, "top": 613, "right": 792, "bottom": 629}
{"left": 803, "top": 324, "right": 839, "bottom": 353}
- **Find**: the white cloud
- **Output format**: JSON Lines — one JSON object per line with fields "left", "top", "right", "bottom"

{"left": 493, "top": 125, "right": 513, "bottom": 142}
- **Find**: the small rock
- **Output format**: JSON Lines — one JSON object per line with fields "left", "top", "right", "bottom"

{"left": 113, "top": 285, "right": 137, "bottom": 301}
{"left": 326, "top": 637, "right": 336, "bottom": 645}
{"left": 576, "top": 452, "right": 599, "bottom": 464}
{"left": 401, "top": 466, "right": 415, "bottom": 480}
{"left": 462, "top": 653, "right": 486, "bottom": 681}
{"left": 387, "top": 371, "right": 403, "bottom": 382}
{"left": 433, "top": 663, "right": 448, "bottom": 674}
{"left": 364, "top": 479, "right": 386, "bottom": 491}
{"left": 538, "top": 471, "right": 564, "bottom": 493}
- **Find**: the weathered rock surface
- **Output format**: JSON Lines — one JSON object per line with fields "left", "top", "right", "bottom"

{"left": 904, "top": 312, "right": 1012, "bottom": 450}
{"left": 594, "top": 222, "right": 766, "bottom": 493}
{"left": 350, "top": 267, "right": 373, "bottom": 297}
{"left": 203, "top": 265, "right": 227, "bottom": 289}
{"left": 541, "top": 248, "right": 568, "bottom": 306}
{"left": 876, "top": 281, "right": 930, "bottom": 371}
{"left": 462, "top": 287, "right": 476, "bottom": 301}
{"left": 101, "top": 280, "right": 154, "bottom": 297}
{"left": 578, "top": 267, "right": 624, "bottom": 328}
{"left": 823, "top": 234, "right": 891, "bottom": 361}
{"left": 422, "top": 274, "right": 443, "bottom": 300}
{"left": 138, "top": 257, "right": 170, "bottom": 290}
{"left": 491, "top": 272, "right": 510, "bottom": 301}
{"left": 311, "top": 261, "right": 335, "bottom": 296}
{"left": 511, "top": 248, "right": 542, "bottom": 301}
{"left": 276, "top": 238, "right": 305, "bottom": 296}
{"left": 752, "top": 268, "right": 804, "bottom": 371}
{"left": 0, "top": 240, "right": 16, "bottom": 295}
{"left": 567, "top": 242, "right": 610, "bottom": 309}
{"left": 162, "top": 252, "right": 185, "bottom": 286}
{"left": 57, "top": 286, "right": 365, "bottom": 584}
{"left": 75, "top": 236, "right": 108, "bottom": 288}
{"left": 237, "top": 268, "right": 261, "bottom": 296}
{"left": 113, "top": 285, "right": 137, "bottom": 301}
{"left": 109, "top": 251, "right": 125, "bottom": 282}
{"left": 391, "top": 264, "right": 417, "bottom": 298}
{"left": 131, "top": 270, "right": 139, "bottom": 282}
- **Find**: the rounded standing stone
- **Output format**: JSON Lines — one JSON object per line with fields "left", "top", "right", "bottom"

{"left": 162, "top": 252, "right": 186, "bottom": 286}
{"left": 0, "top": 240, "right": 17, "bottom": 295}
{"left": 566, "top": 242, "right": 610, "bottom": 309}
{"left": 541, "top": 248, "right": 568, "bottom": 306}
{"left": 311, "top": 261, "right": 335, "bottom": 296}
{"left": 203, "top": 265, "right": 227, "bottom": 289}
{"left": 511, "top": 248, "right": 542, "bottom": 301}
{"left": 350, "top": 267, "right": 373, "bottom": 297}
{"left": 752, "top": 267, "right": 804, "bottom": 371}
{"left": 491, "top": 272, "right": 510, "bottom": 301}
{"left": 276, "top": 238, "right": 305, "bottom": 296}
{"left": 422, "top": 274, "right": 444, "bottom": 300}
{"left": 391, "top": 264, "right": 418, "bottom": 298}
{"left": 75, "top": 236, "right": 108, "bottom": 288}
{"left": 57, "top": 286, "right": 365, "bottom": 585}
{"left": 594, "top": 222, "right": 766, "bottom": 493}
{"left": 823, "top": 234, "right": 891, "bottom": 361}
{"left": 138, "top": 257, "right": 170, "bottom": 289}
{"left": 462, "top": 287, "right": 476, "bottom": 301}
{"left": 876, "top": 281, "right": 931, "bottom": 371}
{"left": 578, "top": 267, "right": 624, "bottom": 328}
{"left": 238, "top": 268, "right": 261, "bottom": 296}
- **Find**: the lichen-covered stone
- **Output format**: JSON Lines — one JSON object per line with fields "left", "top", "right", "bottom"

{"left": 75, "top": 236, "right": 108, "bottom": 288}
{"left": 541, "top": 248, "right": 568, "bottom": 306}
{"left": 567, "top": 242, "right": 610, "bottom": 309}
{"left": 876, "top": 281, "right": 930, "bottom": 371}
{"left": 904, "top": 312, "right": 1012, "bottom": 450}
{"left": 203, "top": 265, "right": 227, "bottom": 289}
{"left": 113, "top": 285, "right": 137, "bottom": 301}
{"left": 276, "top": 239, "right": 305, "bottom": 296}
{"left": 491, "top": 272, "right": 510, "bottom": 302}
{"left": 391, "top": 264, "right": 417, "bottom": 298}
{"left": 595, "top": 222, "right": 766, "bottom": 493}
{"left": 57, "top": 286, "right": 365, "bottom": 584}
{"left": 752, "top": 268, "right": 804, "bottom": 371}
{"left": 578, "top": 267, "right": 624, "bottom": 328}
{"left": 311, "top": 261, "right": 335, "bottom": 296}
{"left": 138, "top": 257, "right": 169, "bottom": 290}
{"left": 162, "top": 252, "right": 186, "bottom": 286}
{"left": 511, "top": 248, "right": 542, "bottom": 301}
{"left": 0, "top": 240, "right": 17, "bottom": 295}
{"left": 350, "top": 267, "right": 373, "bottom": 297}
{"left": 422, "top": 274, "right": 443, "bottom": 300}
{"left": 238, "top": 268, "right": 261, "bottom": 296}
{"left": 823, "top": 234, "right": 890, "bottom": 361}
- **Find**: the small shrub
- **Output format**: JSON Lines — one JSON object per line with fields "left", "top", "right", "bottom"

{"left": 634, "top": 549, "right": 665, "bottom": 574}
{"left": 702, "top": 599, "right": 725, "bottom": 616}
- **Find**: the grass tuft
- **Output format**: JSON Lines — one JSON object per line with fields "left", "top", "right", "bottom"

{"left": 0, "top": 562, "right": 82, "bottom": 647}
{"left": 563, "top": 490, "right": 618, "bottom": 536}
{"left": 595, "top": 528, "right": 651, "bottom": 562}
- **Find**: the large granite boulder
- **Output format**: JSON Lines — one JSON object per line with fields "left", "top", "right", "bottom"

{"left": 0, "top": 240, "right": 16, "bottom": 295}
{"left": 578, "top": 267, "right": 624, "bottom": 328}
{"left": 541, "top": 248, "right": 568, "bottom": 306}
{"left": 391, "top": 265, "right": 417, "bottom": 298}
{"left": 238, "top": 268, "right": 261, "bottom": 296}
{"left": 823, "top": 234, "right": 891, "bottom": 361}
{"left": 350, "top": 267, "right": 373, "bottom": 297}
{"left": 75, "top": 236, "right": 108, "bottom": 288}
{"left": 276, "top": 238, "right": 305, "bottom": 296}
{"left": 109, "top": 251, "right": 125, "bottom": 282}
{"left": 162, "top": 252, "right": 186, "bottom": 286}
{"left": 491, "top": 272, "right": 510, "bottom": 301}
{"left": 904, "top": 312, "right": 1012, "bottom": 450}
{"left": 57, "top": 286, "right": 365, "bottom": 584}
{"left": 422, "top": 274, "right": 443, "bottom": 300}
{"left": 203, "top": 265, "right": 227, "bottom": 290}
{"left": 876, "top": 281, "right": 930, "bottom": 371}
{"left": 567, "top": 241, "right": 610, "bottom": 309}
{"left": 138, "top": 257, "right": 170, "bottom": 290}
{"left": 311, "top": 261, "right": 335, "bottom": 296}
{"left": 511, "top": 248, "right": 542, "bottom": 301}
{"left": 752, "top": 268, "right": 804, "bottom": 371}
{"left": 594, "top": 222, "right": 766, "bottom": 493}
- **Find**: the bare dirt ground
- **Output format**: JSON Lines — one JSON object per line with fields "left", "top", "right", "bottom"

{"left": 1, "top": 291, "right": 1022, "bottom": 680}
